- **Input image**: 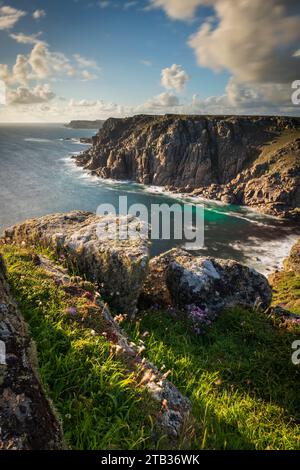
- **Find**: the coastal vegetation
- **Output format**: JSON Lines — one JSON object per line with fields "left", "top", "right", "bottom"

{"left": 1, "top": 240, "right": 299, "bottom": 450}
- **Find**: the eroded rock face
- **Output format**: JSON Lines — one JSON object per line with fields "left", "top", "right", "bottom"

{"left": 0, "top": 255, "right": 64, "bottom": 450}
{"left": 284, "top": 238, "right": 300, "bottom": 274}
{"left": 75, "top": 114, "right": 300, "bottom": 218}
{"left": 142, "top": 249, "right": 272, "bottom": 314}
{"left": 192, "top": 138, "right": 300, "bottom": 220}
{"left": 3, "top": 211, "right": 150, "bottom": 316}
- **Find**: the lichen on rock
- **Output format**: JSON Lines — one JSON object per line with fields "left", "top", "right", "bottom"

{"left": 142, "top": 248, "right": 272, "bottom": 316}
{"left": 3, "top": 211, "right": 150, "bottom": 316}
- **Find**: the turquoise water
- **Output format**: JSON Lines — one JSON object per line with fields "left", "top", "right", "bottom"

{"left": 0, "top": 123, "right": 298, "bottom": 274}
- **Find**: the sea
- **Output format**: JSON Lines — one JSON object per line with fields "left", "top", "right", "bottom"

{"left": 0, "top": 123, "right": 299, "bottom": 276}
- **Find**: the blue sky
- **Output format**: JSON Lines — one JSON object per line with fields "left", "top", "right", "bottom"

{"left": 0, "top": 0, "right": 299, "bottom": 121}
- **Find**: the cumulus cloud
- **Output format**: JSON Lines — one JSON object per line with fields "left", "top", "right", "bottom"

{"left": 12, "top": 54, "right": 29, "bottom": 85}
{"left": 0, "top": 5, "right": 26, "bottom": 30}
{"left": 32, "top": 9, "right": 46, "bottom": 20}
{"left": 186, "top": 77, "right": 297, "bottom": 115}
{"left": 153, "top": 0, "right": 300, "bottom": 84}
{"left": 0, "top": 43, "right": 99, "bottom": 86}
{"left": 143, "top": 92, "right": 180, "bottom": 109}
{"left": 161, "top": 64, "right": 189, "bottom": 92}
{"left": 148, "top": 0, "right": 207, "bottom": 20}
{"left": 149, "top": 0, "right": 300, "bottom": 113}
{"left": 188, "top": 0, "right": 300, "bottom": 84}
{"left": 7, "top": 84, "right": 55, "bottom": 105}
{"left": 10, "top": 32, "right": 45, "bottom": 45}
{"left": 28, "top": 43, "right": 50, "bottom": 79}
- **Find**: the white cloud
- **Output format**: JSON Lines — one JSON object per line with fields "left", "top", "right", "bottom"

{"left": 32, "top": 9, "right": 46, "bottom": 20}
{"left": 150, "top": 1, "right": 300, "bottom": 84}
{"left": 28, "top": 43, "right": 50, "bottom": 79}
{"left": 0, "top": 43, "right": 99, "bottom": 86}
{"left": 69, "top": 99, "right": 97, "bottom": 107}
{"left": 80, "top": 70, "right": 98, "bottom": 81}
{"left": 188, "top": 0, "right": 300, "bottom": 84}
{"left": 12, "top": 54, "right": 29, "bottom": 85}
{"left": 7, "top": 84, "right": 55, "bottom": 105}
{"left": 186, "top": 77, "right": 298, "bottom": 115}
{"left": 148, "top": 0, "right": 205, "bottom": 20}
{"left": 73, "top": 54, "right": 100, "bottom": 70}
{"left": 143, "top": 92, "right": 180, "bottom": 109}
{"left": 0, "top": 5, "right": 26, "bottom": 30}
{"left": 0, "top": 64, "right": 10, "bottom": 82}
{"left": 10, "top": 32, "right": 45, "bottom": 45}
{"left": 161, "top": 64, "right": 189, "bottom": 92}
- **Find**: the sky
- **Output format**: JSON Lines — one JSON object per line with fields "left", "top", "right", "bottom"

{"left": 0, "top": 0, "right": 300, "bottom": 122}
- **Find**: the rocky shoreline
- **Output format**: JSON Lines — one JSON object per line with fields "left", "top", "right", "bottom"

{"left": 74, "top": 114, "right": 300, "bottom": 220}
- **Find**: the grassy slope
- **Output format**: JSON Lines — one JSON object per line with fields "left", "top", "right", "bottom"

{"left": 1, "top": 245, "right": 300, "bottom": 450}
{"left": 126, "top": 308, "right": 300, "bottom": 450}
{"left": 270, "top": 270, "right": 300, "bottom": 315}
{"left": 1, "top": 246, "right": 156, "bottom": 450}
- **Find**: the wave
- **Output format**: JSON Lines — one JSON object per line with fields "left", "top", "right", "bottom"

{"left": 228, "top": 234, "right": 299, "bottom": 276}
{"left": 24, "top": 137, "right": 53, "bottom": 143}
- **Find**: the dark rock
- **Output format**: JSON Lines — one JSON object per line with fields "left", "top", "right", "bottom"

{"left": 0, "top": 255, "right": 65, "bottom": 450}
{"left": 75, "top": 114, "right": 300, "bottom": 219}
{"left": 142, "top": 248, "right": 272, "bottom": 315}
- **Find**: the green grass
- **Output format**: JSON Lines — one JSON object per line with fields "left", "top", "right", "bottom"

{"left": 125, "top": 308, "right": 300, "bottom": 450}
{"left": 270, "top": 270, "right": 300, "bottom": 315}
{"left": 1, "top": 245, "right": 300, "bottom": 450}
{"left": 0, "top": 246, "right": 157, "bottom": 450}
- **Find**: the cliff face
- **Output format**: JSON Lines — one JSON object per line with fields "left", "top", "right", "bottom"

{"left": 0, "top": 255, "right": 64, "bottom": 450}
{"left": 75, "top": 114, "right": 300, "bottom": 219}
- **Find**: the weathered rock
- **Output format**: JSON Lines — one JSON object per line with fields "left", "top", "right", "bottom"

{"left": 3, "top": 211, "right": 150, "bottom": 316}
{"left": 0, "top": 255, "right": 64, "bottom": 450}
{"left": 75, "top": 114, "right": 300, "bottom": 219}
{"left": 284, "top": 238, "right": 300, "bottom": 274}
{"left": 142, "top": 248, "right": 272, "bottom": 314}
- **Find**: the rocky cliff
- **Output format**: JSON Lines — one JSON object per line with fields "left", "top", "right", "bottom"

{"left": 0, "top": 255, "right": 64, "bottom": 449}
{"left": 75, "top": 114, "right": 300, "bottom": 219}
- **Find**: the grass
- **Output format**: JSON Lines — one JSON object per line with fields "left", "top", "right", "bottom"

{"left": 125, "top": 308, "right": 300, "bottom": 450}
{"left": 0, "top": 246, "right": 157, "bottom": 450}
{"left": 270, "top": 270, "right": 300, "bottom": 315}
{"left": 1, "top": 244, "right": 300, "bottom": 450}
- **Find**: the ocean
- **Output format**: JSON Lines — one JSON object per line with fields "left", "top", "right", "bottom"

{"left": 0, "top": 123, "right": 298, "bottom": 275}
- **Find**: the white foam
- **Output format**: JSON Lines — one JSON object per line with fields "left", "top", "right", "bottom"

{"left": 228, "top": 233, "right": 299, "bottom": 276}
{"left": 24, "top": 137, "right": 52, "bottom": 143}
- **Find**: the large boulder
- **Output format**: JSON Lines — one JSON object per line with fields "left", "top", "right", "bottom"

{"left": 0, "top": 255, "right": 64, "bottom": 450}
{"left": 142, "top": 249, "right": 272, "bottom": 314}
{"left": 2, "top": 211, "right": 150, "bottom": 316}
